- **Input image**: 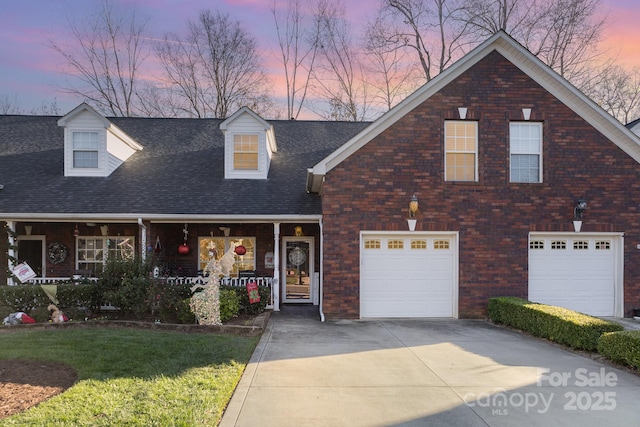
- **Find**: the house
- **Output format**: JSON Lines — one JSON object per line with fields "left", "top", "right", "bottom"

{"left": 628, "top": 117, "right": 640, "bottom": 137}
{"left": 2, "top": 31, "right": 640, "bottom": 319}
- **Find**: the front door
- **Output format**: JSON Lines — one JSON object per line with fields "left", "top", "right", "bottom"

{"left": 17, "top": 238, "right": 44, "bottom": 277}
{"left": 282, "top": 237, "right": 314, "bottom": 303}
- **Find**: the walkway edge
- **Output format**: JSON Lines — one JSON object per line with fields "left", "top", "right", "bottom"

{"left": 219, "top": 316, "right": 274, "bottom": 426}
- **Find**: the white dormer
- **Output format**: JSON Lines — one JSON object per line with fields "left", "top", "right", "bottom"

{"left": 220, "top": 107, "right": 277, "bottom": 179}
{"left": 57, "top": 103, "right": 143, "bottom": 177}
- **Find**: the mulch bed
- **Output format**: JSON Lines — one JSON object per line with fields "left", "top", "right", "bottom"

{"left": 0, "top": 360, "right": 77, "bottom": 419}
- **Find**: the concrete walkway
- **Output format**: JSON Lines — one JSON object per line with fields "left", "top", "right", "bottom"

{"left": 220, "top": 312, "right": 640, "bottom": 427}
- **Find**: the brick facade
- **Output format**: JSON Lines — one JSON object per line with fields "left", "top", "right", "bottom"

{"left": 321, "top": 51, "right": 640, "bottom": 319}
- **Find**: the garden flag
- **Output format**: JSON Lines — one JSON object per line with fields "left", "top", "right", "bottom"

{"left": 246, "top": 281, "right": 260, "bottom": 304}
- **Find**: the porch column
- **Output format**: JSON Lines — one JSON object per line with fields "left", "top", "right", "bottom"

{"left": 6, "top": 221, "right": 15, "bottom": 286}
{"left": 138, "top": 218, "right": 147, "bottom": 260}
{"left": 273, "top": 222, "right": 280, "bottom": 311}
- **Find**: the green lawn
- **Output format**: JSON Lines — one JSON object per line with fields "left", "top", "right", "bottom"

{"left": 0, "top": 328, "right": 258, "bottom": 426}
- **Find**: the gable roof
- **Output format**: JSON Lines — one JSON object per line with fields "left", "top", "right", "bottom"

{"left": 307, "top": 30, "right": 640, "bottom": 192}
{"left": 0, "top": 114, "right": 367, "bottom": 221}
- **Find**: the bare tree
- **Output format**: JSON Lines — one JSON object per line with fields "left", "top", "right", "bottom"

{"left": 461, "top": 0, "right": 606, "bottom": 84}
{"left": 588, "top": 65, "right": 640, "bottom": 124}
{"left": 156, "top": 9, "right": 274, "bottom": 119}
{"left": 309, "top": 0, "right": 371, "bottom": 121}
{"left": 48, "top": 0, "right": 149, "bottom": 117}
{"left": 368, "top": 0, "right": 471, "bottom": 82}
{"left": 271, "top": 0, "right": 320, "bottom": 119}
{"left": 365, "top": 14, "right": 423, "bottom": 112}
{"left": 0, "top": 94, "right": 21, "bottom": 115}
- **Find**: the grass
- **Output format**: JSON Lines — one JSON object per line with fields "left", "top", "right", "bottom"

{"left": 0, "top": 328, "right": 259, "bottom": 426}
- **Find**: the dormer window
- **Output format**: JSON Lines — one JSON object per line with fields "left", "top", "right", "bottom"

{"left": 233, "top": 134, "right": 259, "bottom": 170}
{"left": 72, "top": 131, "right": 100, "bottom": 168}
{"left": 220, "top": 107, "right": 277, "bottom": 180}
{"left": 58, "top": 103, "right": 143, "bottom": 177}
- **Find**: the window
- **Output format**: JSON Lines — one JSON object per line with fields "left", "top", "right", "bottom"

{"left": 364, "top": 239, "right": 381, "bottom": 249}
{"left": 551, "top": 240, "right": 566, "bottom": 250}
{"left": 411, "top": 239, "right": 427, "bottom": 249}
{"left": 510, "top": 122, "right": 542, "bottom": 183}
{"left": 445, "top": 121, "right": 477, "bottom": 181}
{"left": 72, "top": 131, "right": 99, "bottom": 168}
{"left": 233, "top": 134, "right": 259, "bottom": 170}
{"left": 77, "top": 236, "right": 134, "bottom": 275}
{"left": 573, "top": 241, "right": 589, "bottom": 250}
{"left": 198, "top": 237, "right": 255, "bottom": 277}
{"left": 434, "top": 240, "right": 450, "bottom": 249}
{"left": 595, "top": 241, "right": 611, "bottom": 250}
{"left": 387, "top": 239, "right": 404, "bottom": 249}
{"left": 529, "top": 240, "right": 544, "bottom": 250}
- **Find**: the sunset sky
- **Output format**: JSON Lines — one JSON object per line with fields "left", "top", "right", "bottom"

{"left": 0, "top": 0, "right": 638, "bottom": 117}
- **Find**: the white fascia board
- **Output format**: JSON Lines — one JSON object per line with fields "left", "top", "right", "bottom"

{"left": 57, "top": 103, "right": 110, "bottom": 127}
{"left": 220, "top": 106, "right": 271, "bottom": 131}
{"left": 108, "top": 123, "right": 144, "bottom": 151}
{"left": 0, "top": 213, "right": 323, "bottom": 223}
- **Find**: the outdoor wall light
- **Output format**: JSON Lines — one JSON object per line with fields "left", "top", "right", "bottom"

{"left": 573, "top": 199, "right": 587, "bottom": 232}
{"left": 407, "top": 195, "right": 419, "bottom": 231}
{"left": 574, "top": 199, "right": 587, "bottom": 220}
{"left": 73, "top": 224, "right": 80, "bottom": 237}
{"left": 409, "top": 194, "right": 419, "bottom": 218}
{"left": 100, "top": 225, "right": 109, "bottom": 236}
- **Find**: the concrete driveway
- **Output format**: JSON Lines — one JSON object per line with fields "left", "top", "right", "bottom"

{"left": 220, "top": 312, "right": 640, "bottom": 427}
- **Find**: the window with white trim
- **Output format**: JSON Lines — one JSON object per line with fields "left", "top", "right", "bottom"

{"left": 411, "top": 239, "right": 427, "bottom": 249}
{"left": 573, "top": 240, "right": 589, "bottom": 250}
{"left": 72, "top": 131, "right": 99, "bottom": 168}
{"left": 198, "top": 237, "right": 255, "bottom": 277}
{"left": 445, "top": 121, "right": 477, "bottom": 181}
{"left": 595, "top": 241, "right": 611, "bottom": 250}
{"left": 233, "top": 134, "right": 259, "bottom": 170}
{"left": 364, "top": 239, "right": 381, "bottom": 249}
{"left": 529, "top": 240, "right": 544, "bottom": 249}
{"left": 510, "top": 122, "right": 542, "bottom": 183}
{"left": 551, "top": 240, "right": 566, "bottom": 250}
{"left": 77, "top": 236, "right": 135, "bottom": 275}
{"left": 388, "top": 239, "right": 404, "bottom": 249}
{"left": 434, "top": 240, "right": 450, "bottom": 249}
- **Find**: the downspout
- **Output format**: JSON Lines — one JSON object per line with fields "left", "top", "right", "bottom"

{"left": 138, "top": 218, "right": 147, "bottom": 260}
{"left": 319, "top": 218, "right": 325, "bottom": 322}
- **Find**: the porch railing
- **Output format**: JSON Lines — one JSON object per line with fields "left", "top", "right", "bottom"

{"left": 25, "top": 276, "right": 274, "bottom": 309}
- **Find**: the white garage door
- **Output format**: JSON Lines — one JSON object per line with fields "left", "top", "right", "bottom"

{"left": 529, "top": 234, "right": 619, "bottom": 317}
{"left": 360, "top": 233, "right": 457, "bottom": 318}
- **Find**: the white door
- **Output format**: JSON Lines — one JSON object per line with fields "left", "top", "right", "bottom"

{"left": 528, "top": 234, "right": 622, "bottom": 317}
{"left": 360, "top": 233, "right": 458, "bottom": 318}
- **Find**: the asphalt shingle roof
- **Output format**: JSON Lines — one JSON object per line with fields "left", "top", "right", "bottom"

{"left": 0, "top": 115, "right": 369, "bottom": 217}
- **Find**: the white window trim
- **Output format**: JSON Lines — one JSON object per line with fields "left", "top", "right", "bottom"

{"left": 444, "top": 120, "right": 478, "bottom": 182}
{"left": 65, "top": 128, "right": 106, "bottom": 176}
{"left": 76, "top": 235, "right": 135, "bottom": 271}
{"left": 510, "top": 122, "right": 543, "bottom": 183}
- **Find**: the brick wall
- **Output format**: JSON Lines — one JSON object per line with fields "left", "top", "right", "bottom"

{"left": 322, "top": 51, "right": 640, "bottom": 319}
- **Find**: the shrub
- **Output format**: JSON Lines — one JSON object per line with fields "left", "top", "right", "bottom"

{"left": 175, "top": 298, "right": 196, "bottom": 324}
{"left": 598, "top": 330, "right": 640, "bottom": 370}
{"left": 0, "top": 284, "right": 95, "bottom": 315}
{"left": 97, "top": 256, "right": 155, "bottom": 318}
{"left": 219, "top": 289, "right": 240, "bottom": 322}
{"left": 488, "top": 297, "right": 623, "bottom": 351}
{"left": 154, "top": 282, "right": 193, "bottom": 323}
{"left": 221, "top": 285, "right": 270, "bottom": 315}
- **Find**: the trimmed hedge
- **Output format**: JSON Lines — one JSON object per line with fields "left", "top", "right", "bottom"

{"left": 598, "top": 330, "right": 640, "bottom": 370}
{"left": 1, "top": 282, "right": 270, "bottom": 324}
{"left": 488, "top": 297, "right": 623, "bottom": 351}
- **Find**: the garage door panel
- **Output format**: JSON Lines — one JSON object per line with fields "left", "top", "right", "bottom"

{"left": 529, "top": 235, "right": 616, "bottom": 317}
{"left": 361, "top": 234, "right": 456, "bottom": 318}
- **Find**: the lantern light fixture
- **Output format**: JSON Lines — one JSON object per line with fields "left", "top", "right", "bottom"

{"left": 574, "top": 199, "right": 587, "bottom": 220}
{"left": 407, "top": 195, "right": 419, "bottom": 231}
{"left": 409, "top": 194, "right": 419, "bottom": 218}
{"left": 73, "top": 224, "right": 80, "bottom": 237}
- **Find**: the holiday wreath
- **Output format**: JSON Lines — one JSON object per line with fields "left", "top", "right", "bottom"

{"left": 47, "top": 242, "right": 69, "bottom": 264}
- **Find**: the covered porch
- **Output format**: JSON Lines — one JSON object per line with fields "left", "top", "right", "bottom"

{"left": 3, "top": 217, "right": 325, "bottom": 312}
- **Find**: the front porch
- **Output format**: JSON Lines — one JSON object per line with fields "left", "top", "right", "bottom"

{"left": 3, "top": 219, "right": 323, "bottom": 312}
